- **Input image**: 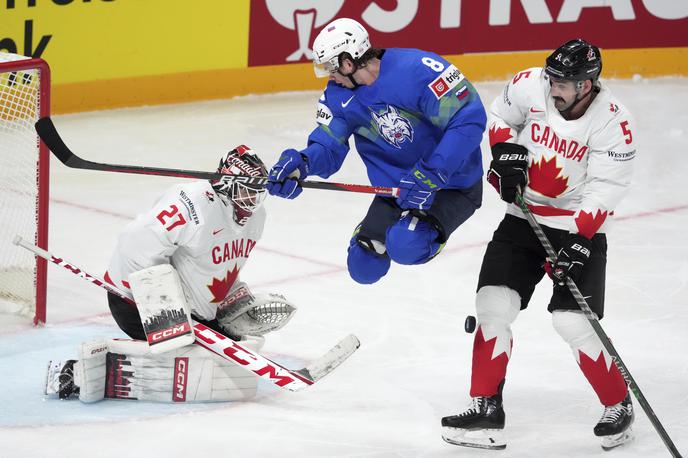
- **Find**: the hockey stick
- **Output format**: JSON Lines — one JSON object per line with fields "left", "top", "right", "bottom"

{"left": 514, "top": 191, "right": 682, "bottom": 457}
{"left": 35, "top": 117, "right": 399, "bottom": 198}
{"left": 13, "top": 236, "right": 360, "bottom": 392}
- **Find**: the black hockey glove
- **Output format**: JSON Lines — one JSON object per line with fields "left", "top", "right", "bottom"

{"left": 546, "top": 233, "right": 592, "bottom": 286}
{"left": 486, "top": 143, "right": 528, "bottom": 203}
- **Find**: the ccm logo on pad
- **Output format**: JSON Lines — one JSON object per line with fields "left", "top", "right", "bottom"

{"left": 148, "top": 323, "right": 191, "bottom": 345}
{"left": 173, "top": 357, "right": 189, "bottom": 402}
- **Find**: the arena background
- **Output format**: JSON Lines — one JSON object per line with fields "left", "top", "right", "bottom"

{"left": 1, "top": 0, "right": 687, "bottom": 113}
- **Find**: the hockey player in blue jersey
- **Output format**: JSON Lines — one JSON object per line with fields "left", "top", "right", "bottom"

{"left": 267, "top": 18, "right": 486, "bottom": 284}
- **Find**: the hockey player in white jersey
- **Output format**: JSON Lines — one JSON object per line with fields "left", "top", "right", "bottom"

{"left": 46, "top": 146, "right": 297, "bottom": 403}
{"left": 441, "top": 39, "right": 636, "bottom": 450}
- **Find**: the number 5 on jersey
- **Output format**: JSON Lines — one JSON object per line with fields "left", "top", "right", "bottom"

{"left": 620, "top": 121, "right": 633, "bottom": 144}
{"left": 157, "top": 204, "right": 187, "bottom": 231}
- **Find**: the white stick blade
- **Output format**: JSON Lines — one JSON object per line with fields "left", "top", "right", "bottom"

{"left": 298, "top": 334, "right": 360, "bottom": 382}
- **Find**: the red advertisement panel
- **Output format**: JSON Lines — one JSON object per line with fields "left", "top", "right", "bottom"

{"left": 248, "top": 0, "right": 688, "bottom": 67}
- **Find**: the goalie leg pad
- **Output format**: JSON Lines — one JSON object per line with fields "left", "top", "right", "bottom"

{"left": 105, "top": 337, "right": 263, "bottom": 402}
{"left": 128, "top": 264, "right": 194, "bottom": 354}
{"left": 74, "top": 339, "right": 109, "bottom": 403}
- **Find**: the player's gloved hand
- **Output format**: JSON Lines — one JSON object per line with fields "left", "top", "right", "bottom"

{"left": 545, "top": 233, "right": 592, "bottom": 286}
{"left": 267, "top": 149, "right": 309, "bottom": 199}
{"left": 486, "top": 143, "right": 529, "bottom": 203}
{"left": 396, "top": 160, "right": 447, "bottom": 210}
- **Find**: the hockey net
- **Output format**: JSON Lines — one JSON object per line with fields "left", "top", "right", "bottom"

{"left": 0, "top": 53, "right": 50, "bottom": 325}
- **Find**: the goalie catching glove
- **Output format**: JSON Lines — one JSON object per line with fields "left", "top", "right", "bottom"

{"left": 217, "top": 283, "right": 297, "bottom": 337}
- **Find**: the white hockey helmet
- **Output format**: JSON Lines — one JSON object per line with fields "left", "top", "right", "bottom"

{"left": 312, "top": 18, "right": 371, "bottom": 78}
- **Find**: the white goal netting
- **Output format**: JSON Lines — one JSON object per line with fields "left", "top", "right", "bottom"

{"left": 0, "top": 52, "right": 49, "bottom": 323}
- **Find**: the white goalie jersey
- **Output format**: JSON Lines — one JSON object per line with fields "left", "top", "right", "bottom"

{"left": 106, "top": 180, "right": 265, "bottom": 320}
{"left": 489, "top": 67, "right": 636, "bottom": 237}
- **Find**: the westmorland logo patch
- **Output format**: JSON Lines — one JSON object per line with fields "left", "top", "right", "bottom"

{"left": 371, "top": 105, "right": 414, "bottom": 149}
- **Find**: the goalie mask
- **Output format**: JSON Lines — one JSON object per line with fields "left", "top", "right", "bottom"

{"left": 211, "top": 145, "right": 267, "bottom": 224}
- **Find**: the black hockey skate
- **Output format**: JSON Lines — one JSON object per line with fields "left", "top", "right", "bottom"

{"left": 441, "top": 390, "right": 506, "bottom": 450}
{"left": 594, "top": 393, "right": 635, "bottom": 450}
{"left": 45, "top": 360, "right": 80, "bottom": 399}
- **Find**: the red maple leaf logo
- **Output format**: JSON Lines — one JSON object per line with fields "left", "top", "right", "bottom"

{"left": 578, "top": 350, "right": 627, "bottom": 405}
{"left": 207, "top": 265, "right": 240, "bottom": 303}
{"left": 469, "top": 326, "right": 512, "bottom": 397}
{"left": 528, "top": 156, "right": 568, "bottom": 198}
{"left": 575, "top": 209, "right": 608, "bottom": 239}
{"left": 488, "top": 125, "right": 513, "bottom": 147}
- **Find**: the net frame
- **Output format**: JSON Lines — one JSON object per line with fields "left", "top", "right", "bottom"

{"left": 0, "top": 54, "right": 50, "bottom": 325}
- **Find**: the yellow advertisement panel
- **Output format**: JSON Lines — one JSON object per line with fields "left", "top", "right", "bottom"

{"left": 0, "top": 0, "right": 250, "bottom": 84}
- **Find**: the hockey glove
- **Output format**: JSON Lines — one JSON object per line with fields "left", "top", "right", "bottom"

{"left": 486, "top": 143, "right": 529, "bottom": 203}
{"left": 546, "top": 233, "right": 592, "bottom": 286}
{"left": 396, "top": 160, "right": 448, "bottom": 210}
{"left": 267, "top": 149, "right": 309, "bottom": 199}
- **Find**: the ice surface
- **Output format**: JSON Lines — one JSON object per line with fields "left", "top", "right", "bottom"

{"left": 0, "top": 78, "right": 686, "bottom": 457}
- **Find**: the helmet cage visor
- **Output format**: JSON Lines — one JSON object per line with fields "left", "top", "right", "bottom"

{"left": 231, "top": 181, "right": 267, "bottom": 213}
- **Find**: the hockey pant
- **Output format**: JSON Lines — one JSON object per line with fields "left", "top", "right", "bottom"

{"left": 470, "top": 285, "right": 627, "bottom": 406}
{"left": 75, "top": 336, "right": 265, "bottom": 403}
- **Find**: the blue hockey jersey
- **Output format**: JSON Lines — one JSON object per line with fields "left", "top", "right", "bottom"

{"left": 300, "top": 48, "right": 487, "bottom": 189}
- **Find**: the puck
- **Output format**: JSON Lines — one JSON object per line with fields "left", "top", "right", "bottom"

{"left": 464, "top": 315, "right": 477, "bottom": 333}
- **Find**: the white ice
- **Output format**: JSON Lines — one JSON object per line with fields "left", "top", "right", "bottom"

{"left": 1, "top": 78, "right": 687, "bottom": 458}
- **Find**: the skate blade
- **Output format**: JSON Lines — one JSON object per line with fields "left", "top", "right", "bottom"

{"left": 601, "top": 427, "right": 635, "bottom": 451}
{"left": 442, "top": 427, "right": 506, "bottom": 450}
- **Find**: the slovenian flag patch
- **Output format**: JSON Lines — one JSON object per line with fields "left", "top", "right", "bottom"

{"left": 456, "top": 86, "right": 469, "bottom": 100}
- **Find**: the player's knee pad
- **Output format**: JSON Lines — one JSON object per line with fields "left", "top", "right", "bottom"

{"left": 346, "top": 236, "right": 390, "bottom": 284}
{"left": 552, "top": 310, "right": 600, "bottom": 353}
{"left": 385, "top": 213, "right": 442, "bottom": 265}
{"left": 475, "top": 285, "right": 521, "bottom": 328}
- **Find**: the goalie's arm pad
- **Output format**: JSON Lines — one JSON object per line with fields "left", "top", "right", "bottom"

{"left": 217, "top": 283, "right": 297, "bottom": 337}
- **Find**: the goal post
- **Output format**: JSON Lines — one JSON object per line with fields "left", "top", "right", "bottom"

{"left": 0, "top": 53, "right": 51, "bottom": 325}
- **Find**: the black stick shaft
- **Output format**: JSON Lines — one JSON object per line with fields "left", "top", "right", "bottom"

{"left": 35, "top": 117, "right": 399, "bottom": 198}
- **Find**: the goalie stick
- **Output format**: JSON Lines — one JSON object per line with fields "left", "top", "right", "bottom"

{"left": 35, "top": 117, "right": 400, "bottom": 198}
{"left": 14, "top": 236, "right": 360, "bottom": 392}
{"left": 514, "top": 190, "right": 681, "bottom": 458}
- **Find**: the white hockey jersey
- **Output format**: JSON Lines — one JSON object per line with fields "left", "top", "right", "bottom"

{"left": 106, "top": 181, "right": 265, "bottom": 320}
{"left": 489, "top": 67, "right": 636, "bottom": 237}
